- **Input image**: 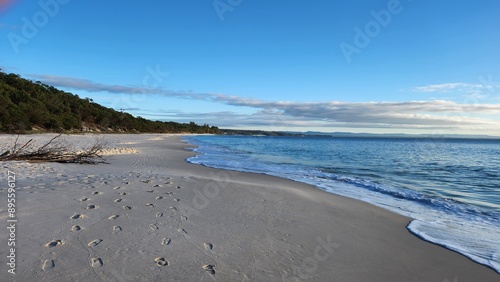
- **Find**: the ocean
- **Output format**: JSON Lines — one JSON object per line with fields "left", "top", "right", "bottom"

{"left": 183, "top": 135, "right": 500, "bottom": 273}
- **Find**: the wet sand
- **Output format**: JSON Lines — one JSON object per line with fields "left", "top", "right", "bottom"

{"left": 0, "top": 134, "right": 497, "bottom": 281}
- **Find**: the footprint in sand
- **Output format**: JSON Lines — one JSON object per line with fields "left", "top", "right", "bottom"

{"left": 142, "top": 180, "right": 152, "bottom": 183}
{"left": 177, "top": 228, "right": 187, "bottom": 234}
{"left": 114, "top": 199, "right": 122, "bottom": 203}
{"left": 170, "top": 206, "right": 177, "bottom": 211}
{"left": 80, "top": 197, "right": 89, "bottom": 202}
{"left": 70, "top": 214, "right": 85, "bottom": 220}
{"left": 108, "top": 215, "right": 119, "bottom": 220}
{"left": 91, "top": 257, "right": 103, "bottom": 267}
{"left": 174, "top": 199, "right": 180, "bottom": 202}
{"left": 92, "top": 191, "right": 101, "bottom": 195}
{"left": 181, "top": 216, "right": 188, "bottom": 221}
{"left": 204, "top": 243, "right": 213, "bottom": 251}
{"left": 156, "top": 196, "right": 163, "bottom": 200}
{"left": 146, "top": 203, "right": 154, "bottom": 207}
{"left": 123, "top": 206, "right": 132, "bottom": 210}
{"left": 156, "top": 212, "right": 163, "bottom": 217}
{"left": 87, "top": 204, "right": 97, "bottom": 210}
{"left": 87, "top": 239, "right": 102, "bottom": 247}
{"left": 120, "top": 192, "right": 127, "bottom": 196}
{"left": 113, "top": 186, "right": 121, "bottom": 190}
{"left": 149, "top": 224, "right": 159, "bottom": 230}
{"left": 45, "top": 240, "right": 63, "bottom": 248}
{"left": 155, "top": 258, "right": 168, "bottom": 266}
{"left": 71, "top": 225, "right": 81, "bottom": 232}
{"left": 153, "top": 184, "right": 162, "bottom": 188}
{"left": 203, "top": 264, "right": 216, "bottom": 275}
{"left": 161, "top": 238, "right": 171, "bottom": 245}
{"left": 176, "top": 186, "right": 181, "bottom": 189}
{"left": 42, "top": 259, "right": 55, "bottom": 271}
{"left": 165, "top": 192, "right": 173, "bottom": 196}
{"left": 113, "top": 226, "right": 122, "bottom": 232}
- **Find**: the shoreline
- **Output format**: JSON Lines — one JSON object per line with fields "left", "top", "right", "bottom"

{"left": 0, "top": 134, "right": 497, "bottom": 281}
{"left": 182, "top": 134, "right": 500, "bottom": 274}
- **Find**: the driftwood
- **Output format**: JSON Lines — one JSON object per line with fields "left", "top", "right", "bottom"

{"left": 0, "top": 134, "right": 108, "bottom": 164}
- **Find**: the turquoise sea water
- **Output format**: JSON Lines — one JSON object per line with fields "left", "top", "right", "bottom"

{"left": 184, "top": 135, "right": 500, "bottom": 273}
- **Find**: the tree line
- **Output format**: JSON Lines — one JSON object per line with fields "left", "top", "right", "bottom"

{"left": 0, "top": 70, "right": 219, "bottom": 134}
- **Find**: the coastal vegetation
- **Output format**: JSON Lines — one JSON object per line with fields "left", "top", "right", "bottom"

{"left": 0, "top": 70, "right": 219, "bottom": 134}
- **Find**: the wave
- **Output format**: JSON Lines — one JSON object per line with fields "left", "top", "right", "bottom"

{"left": 184, "top": 136, "right": 500, "bottom": 273}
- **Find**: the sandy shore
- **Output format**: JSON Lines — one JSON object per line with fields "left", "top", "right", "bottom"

{"left": 0, "top": 134, "right": 497, "bottom": 281}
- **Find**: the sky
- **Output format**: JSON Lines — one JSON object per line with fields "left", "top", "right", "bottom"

{"left": 1, "top": 0, "right": 500, "bottom": 136}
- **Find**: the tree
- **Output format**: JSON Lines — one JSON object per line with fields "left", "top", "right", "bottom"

{"left": 0, "top": 70, "right": 221, "bottom": 134}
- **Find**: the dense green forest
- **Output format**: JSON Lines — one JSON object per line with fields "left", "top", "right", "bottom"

{"left": 0, "top": 70, "right": 219, "bottom": 134}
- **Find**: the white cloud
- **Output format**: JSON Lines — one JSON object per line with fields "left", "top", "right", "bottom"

{"left": 31, "top": 74, "right": 500, "bottom": 134}
{"left": 411, "top": 83, "right": 485, "bottom": 93}
{"left": 411, "top": 81, "right": 500, "bottom": 101}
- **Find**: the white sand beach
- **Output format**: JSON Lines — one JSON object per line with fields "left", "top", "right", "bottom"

{"left": 0, "top": 134, "right": 498, "bottom": 281}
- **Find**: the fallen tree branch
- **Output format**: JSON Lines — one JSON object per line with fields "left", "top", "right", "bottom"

{"left": 0, "top": 134, "right": 108, "bottom": 164}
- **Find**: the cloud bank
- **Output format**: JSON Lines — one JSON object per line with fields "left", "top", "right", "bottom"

{"left": 30, "top": 74, "right": 500, "bottom": 134}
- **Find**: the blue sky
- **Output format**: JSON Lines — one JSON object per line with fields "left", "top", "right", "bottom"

{"left": 1, "top": 0, "right": 500, "bottom": 135}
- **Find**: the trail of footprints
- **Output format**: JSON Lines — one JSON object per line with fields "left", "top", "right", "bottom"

{"left": 41, "top": 176, "right": 216, "bottom": 275}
